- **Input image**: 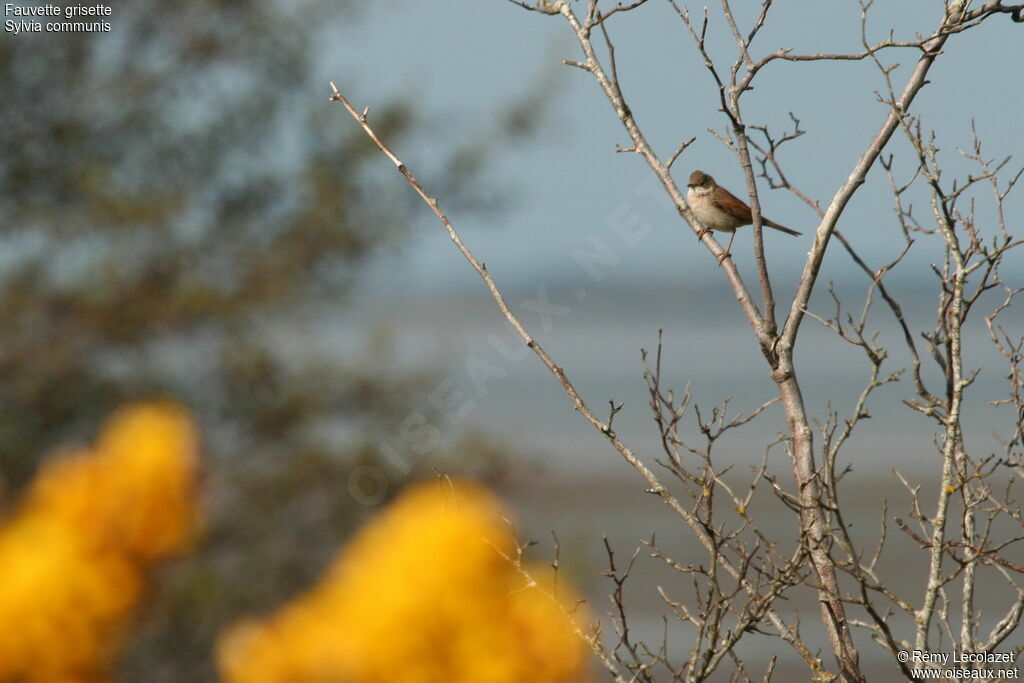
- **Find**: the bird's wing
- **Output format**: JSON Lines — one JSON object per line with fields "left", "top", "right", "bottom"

{"left": 713, "top": 187, "right": 799, "bottom": 234}
{"left": 711, "top": 188, "right": 753, "bottom": 225}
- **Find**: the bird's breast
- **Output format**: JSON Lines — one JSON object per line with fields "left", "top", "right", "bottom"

{"left": 688, "top": 191, "right": 740, "bottom": 231}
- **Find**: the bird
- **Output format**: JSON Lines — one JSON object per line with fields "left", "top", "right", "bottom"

{"left": 686, "top": 170, "right": 800, "bottom": 258}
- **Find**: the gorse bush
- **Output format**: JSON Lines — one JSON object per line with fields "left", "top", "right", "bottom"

{"left": 217, "top": 479, "right": 592, "bottom": 683}
{"left": 0, "top": 408, "right": 590, "bottom": 682}
{"left": 0, "top": 403, "right": 200, "bottom": 682}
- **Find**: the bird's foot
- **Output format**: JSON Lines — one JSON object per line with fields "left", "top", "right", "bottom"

{"left": 717, "top": 250, "right": 732, "bottom": 264}
{"left": 697, "top": 227, "right": 710, "bottom": 240}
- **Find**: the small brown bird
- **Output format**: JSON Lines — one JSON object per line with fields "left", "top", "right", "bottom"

{"left": 686, "top": 170, "right": 800, "bottom": 257}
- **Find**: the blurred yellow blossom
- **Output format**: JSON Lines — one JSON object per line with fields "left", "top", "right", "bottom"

{"left": 0, "top": 403, "right": 200, "bottom": 682}
{"left": 218, "top": 479, "right": 591, "bottom": 683}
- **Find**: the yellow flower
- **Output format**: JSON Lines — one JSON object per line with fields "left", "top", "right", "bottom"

{"left": 0, "top": 403, "right": 200, "bottom": 682}
{"left": 218, "top": 480, "right": 591, "bottom": 683}
{"left": 25, "top": 402, "right": 199, "bottom": 559}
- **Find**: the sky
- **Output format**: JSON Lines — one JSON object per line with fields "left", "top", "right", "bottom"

{"left": 328, "top": 0, "right": 1024, "bottom": 295}
{"left": 314, "top": 1, "right": 1024, "bottom": 479}
{"left": 287, "top": 6, "right": 1024, "bottom": 672}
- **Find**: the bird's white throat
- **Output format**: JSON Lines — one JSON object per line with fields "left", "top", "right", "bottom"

{"left": 689, "top": 185, "right": 713, "bottom": 197}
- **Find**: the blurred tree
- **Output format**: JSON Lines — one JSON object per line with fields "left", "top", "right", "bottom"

{"left": 0, "top": 1, "right": 550, "bottom": 680}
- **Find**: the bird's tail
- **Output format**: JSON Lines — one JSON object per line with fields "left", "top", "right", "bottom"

{"left": 764, "top": 219, "right": 801, "bottom": 236}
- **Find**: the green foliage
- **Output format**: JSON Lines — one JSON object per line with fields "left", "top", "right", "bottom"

{"left": 0, "top": 2, "right": 533, "bottom": 680}
{"left": 0, "top": 1, "right": 410, "bottom": 483}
